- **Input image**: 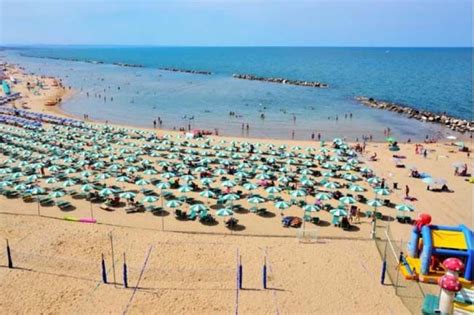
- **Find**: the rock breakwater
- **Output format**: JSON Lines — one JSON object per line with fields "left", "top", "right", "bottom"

{"left": 159, "top": 68, "right": 212, "bottom": 75}
{"left": 356, "top": 96, "right": 472, "bottom": 134}
{"left": 232, "top": 74, "right": 328, "bottom": 88}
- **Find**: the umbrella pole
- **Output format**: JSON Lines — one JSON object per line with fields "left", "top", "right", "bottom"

{"left": 90, "top": 200, "right": 94, "bottom": 219}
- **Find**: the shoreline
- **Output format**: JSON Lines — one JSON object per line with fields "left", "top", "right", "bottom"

{"left": 1, "top": 59, "right": 471, "bottom": 144}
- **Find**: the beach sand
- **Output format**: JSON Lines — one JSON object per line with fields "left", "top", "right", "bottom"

{"left": 0, "top": 63, "right": 472, "bottom": 314}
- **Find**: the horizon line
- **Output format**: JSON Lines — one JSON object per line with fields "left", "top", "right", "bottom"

{"left": 1, "top": 44, "right": 472, "bottom": 49}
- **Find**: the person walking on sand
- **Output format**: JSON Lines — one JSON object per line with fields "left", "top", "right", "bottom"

{"left": 311, "top": 132, "right": 315, "bottom": 140}
{"left": 317, "top": 133, "right": 321, "bottom": 141}
{"left": 153, "top": 120, "right": 156, "bottom": 128}
{"left": 292, "top": 130, "right": 295, "bottom": 139}
{"left": 405, "top": 185, "right": 410, "bottom": 198}
{"left": 423, "top": 149, "right": 427, "bottom": 158}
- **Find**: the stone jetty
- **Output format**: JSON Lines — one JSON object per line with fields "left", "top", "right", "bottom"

{"left": 159, "top": 67, "right": 212, "bottom": 75}
{"left": 356, "top": 96, "right": 473, "bottom": 134}
{"left": 112, "top": 62, "right": 144, "bottom": 68}
{"left": 232, "top": 73, "right": 328, "bottom": 88}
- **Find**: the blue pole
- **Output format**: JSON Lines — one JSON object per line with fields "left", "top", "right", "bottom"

{"left": 263, "top": 264, "right": 267, "bottom": 289}
{"left": 101, "top": 253, "right": 107, "bottom": 284}
{"left": 6, "top": 239, "right": 13, "bottom": 269}
{"left": 123, "top": 253, "right": 128, "bottom": 288}
{"left": 381, "top": 260, "right": 387, "bottom": 284}
{"left": 238, "top": 256, "right": 243, "bottom": 290}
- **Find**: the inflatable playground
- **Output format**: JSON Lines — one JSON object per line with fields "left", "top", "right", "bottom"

{"left": 399, "top": 214, "right": 473, "bottom": 314}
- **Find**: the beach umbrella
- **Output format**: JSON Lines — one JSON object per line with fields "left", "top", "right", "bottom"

{"left": 343, "top": 173, "right": 359, "bottom": 182}
{"left": 330, "top": 208, "right": 347, "bottom": 217}
{"left": 216, "top": 208, "right": 234, "bottom": 217}
{"left": 360, "top": 167, "right": 372, "bottom": 174}
{"left": 48, "top": 165, "right": 61, "bottom": 172}
{"left": 349, "top": 184, "right": 365, "bottom": 192}
{"left": 142, "top": 196, "right": 158, "bottom": 203}
{"left": 256, "top": 173, "right": 270, "bottom": 180}
{"left": 26, "top": 175, "right": 39, "bottom": 182}
{"left": 49, "top": 191, "right": 65, "bottom": 198}
{"left": 340, "top": 164, "right": 353, "bottom": 171}
{"left": 303, "top": 204, "right": 320, "bottom": 212}
{"left": 181, "top": 174, "right": 195, "bottom": 182}
{"left": 156, "top": 182, "right": 170, "bottom": 190}
{"left": 45, "top": 177, "right": 57, "bottom": 184}
{"left": 96, "top": 173, "right": 111, "bottom": 181}
{"left": 395, "top": 204, "right": 415, "bottom": 212}
{"left": 323, "top": 182, "right": 339, "bottom": 190}
{"left": 315, "top": 192, "right": 332, "bottom": 201}
{"left": 339, "top": 196, "right": 356, "bottom": 205}
{"left": 14, "top": 183, "right": 28, "bottom": 191}
{"left": 374, "top": 188, "right": 390, "bottom": 196}
{"left": 135, "top": 179, "right": 150, "bottom": 186}
{"left": 367, "top": 199, "right": 383, "bottom": 207}
{"left": 143, "top": 169, "right": 158, "bottom": 175}
{"left": 99, "top": 188, "right": 115, "bottom": 196}
{"left": 291, "top": 189, "right": 307, "bottom": 199}
{"left": 166, "top": 200, "right": 182, "bottom": 208}
{"left": 62, "top": 179, "right": 76, "bottom": 187}
{"left": 223, "top": 193, "right": 240, "bottom": 202}
{"left": 81, "top": 171, "right": 93, "bottom": 178}
{"left": 200, "top": 178, "right": 213, "bottom": 186}
{"left": 178, "top": 185, "right": 192, "bottom": 193}
{"left": 265, "top": 186, "right": 281, "bottom": 194}
{"left": 386, "top": 137, "right": 395, "bottom": 143}
{"left": 243, "top": 183, "right": 258, "bottom": 191}
{"left": 222, "top": 180, "right": 236, "bottom": 188}
{"left": 274, "top": 201, "right": 290, "bottom": 210}
{"left": 119, "top": 192, "right": 136, "bottom": 200}
{"left": 127, "top": 166, "right": 139, "bottom": 173}
{"left": 116, "top": 175, "right": 130, "bottom": 183}
{"left": 367, "top": 177, "right": 380, "bottom": 185}
{"left": 248, "top": 196, "right": 265, "bottom": 207}
{"left": 200, "top": 190, "right": 216, "bottom": 198}
{"left": 278, "top": 176, "right": 290, "bottom": 183}
{"left": 81, "top": 184, "right": 95, "bottom": 192}
{"left": 190, "top": 204, "right": 208, "bottom": 212}
{"left": 300, "top": 178, "right": 314, "bottom": 186}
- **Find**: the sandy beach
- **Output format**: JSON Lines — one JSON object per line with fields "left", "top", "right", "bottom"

{"left": 0, "top": 62, "right": 472, "bottom": 314}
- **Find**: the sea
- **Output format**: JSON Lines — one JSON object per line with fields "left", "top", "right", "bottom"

{"left": 1, "top": 46, "right": 472, "bottom": 141}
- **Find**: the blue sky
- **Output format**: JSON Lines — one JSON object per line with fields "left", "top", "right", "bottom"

{"left": 0, "top": 0, "right": 472, "bottom": 47}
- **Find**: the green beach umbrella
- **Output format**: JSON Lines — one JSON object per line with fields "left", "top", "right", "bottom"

{"left": 339, "top": 196, "right": 356, "bottom": 205}
{"left": 200, "top": 190, "right": 216, "bottom": 198}
{"left": 323, "top": 182, "right": 339, "bottom": 190}
{"left": 81, "top": 184, "right": 95, "bottom": 192}
{"left": 274, "top": 201, "right": 290, "bottom": 210}
{"left": 248, "top": 196, "right": 265, "bottom": 204}
{"left": 142, "top": 196, "right": 158, "bottom": 203}
{"left": 135, "top": 179, "right": 150, "bottom": 186}
{"left": 291, "top": 189, "right": 307, "bottom": 198}
{"left": 49, "top": 191, "right": 66, "bottom": 198}
{"left": 315, "top": 192, "right": 332, "bottom": 201}
{"left": 395, "top": 204, "right": 415, "bottom": 212}
{"left": 222, "top": 180, "right": 236, "bottom": 188}
{"left": 303, "top": 204, "right": 320, "bottom": 212}
{"left": 216, "top": 208, "right": 234, "bottom": 217}
{"left": 367, "top": 199, "right": 383, "bottom": 207}
{"left": 62, "top": 179, "right": 77, "bottom": 187}
{"left": 178, "top": 185, "right": 192, "bottom": 193}
{"left": 116, "top": 175, "right": 130, "bottom": 183}
{"left": 265, "top": 186, "right": 281, "bottom": 194}
{"left": 45, "top": 177, "right": 58, "bottom": 184}
{"left": 374, "top": 188, "right": 391, "bottom": 196}
{"left": 330, "top": 208, "right": 348, "bottom": 217}
{"left": 99, "top": 188, "right": 115, "bottom": 196}
{"left": 166, "top": 200, "right": 182, "bottom": 208}
{"left": 349, "top": 184, "right": 365, "bottom": 192}
{"left": 190, "top": 204, "right": 208, "bottom": 212}
{"left": 120, "top": 192, "right": 137, "bottom": 200}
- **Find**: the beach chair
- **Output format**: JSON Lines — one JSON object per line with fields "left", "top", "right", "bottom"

{"left": 39, "top": 197, "right": 55, "bottom": 206}
{"left": 4, "top": 190, "right": 19, "bottom": 198}
{"left": 57, "top": 200, "right": 72, "bottom": 210}
{"left": 375, "top": 212, "right": 383, "bottom": 220}
{"left": 331, "top": 216, "right": 340, "bottom": 226}
{"left": 22, "top": 193, "right": 34, "bottom": 202}
{"left": 311, "top": 217, "right": 320, "bottom": 225}
{"left": 304, "top": 214, "right": 312, "bottom": 222}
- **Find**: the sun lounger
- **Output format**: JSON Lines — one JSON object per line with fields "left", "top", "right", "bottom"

{"left": 100, "top": 204, "right": 114, "bottom": 211}
{"left": 175, "top": 209, "right": 188, "bottom": 220}
{"left": 39, "top": 197, "right": 55, "bottom": 206}
{"left": 57, "top": 200, "right": 72, "bottom": 210}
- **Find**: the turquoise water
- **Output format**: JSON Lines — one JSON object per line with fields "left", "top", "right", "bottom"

{"left": 1, "top": 47, "right": 472, "bottom": 140}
